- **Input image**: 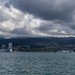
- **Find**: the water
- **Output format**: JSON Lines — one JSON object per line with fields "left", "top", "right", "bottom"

{"left": 0, "top": 52, "right": 75, "bottom": 75}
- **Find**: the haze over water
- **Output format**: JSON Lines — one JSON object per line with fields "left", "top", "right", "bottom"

{"left": 0, "top": 52, "right": 75, "bottom": 75}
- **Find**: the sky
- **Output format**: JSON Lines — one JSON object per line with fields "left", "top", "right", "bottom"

{"left": 0, "top": 0, "right": 75, "bottom": 38}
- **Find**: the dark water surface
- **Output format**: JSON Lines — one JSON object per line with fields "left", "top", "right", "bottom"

{"left": 0, "top": 52, "right": 75, "bottom": 75}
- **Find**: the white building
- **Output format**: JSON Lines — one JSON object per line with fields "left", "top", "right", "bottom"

{"left": 8, "top": 43, "right": 13, "bottom": 52}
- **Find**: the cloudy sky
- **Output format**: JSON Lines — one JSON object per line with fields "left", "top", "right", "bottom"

{"left": 0, "top": 0, "right": 75, "bottom": 38}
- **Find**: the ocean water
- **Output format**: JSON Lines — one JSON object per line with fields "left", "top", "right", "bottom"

{"left": 0, "top": 52, "right": 75, "bottom": 75}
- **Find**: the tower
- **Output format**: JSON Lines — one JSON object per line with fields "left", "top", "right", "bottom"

{"left": 9, "top": 43, "right": 12, "bottom": 52}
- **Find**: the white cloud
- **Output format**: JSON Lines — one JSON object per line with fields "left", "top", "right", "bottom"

{"left": 0, "top": 0, "right": 75, "bottom": 37}
{"left": 0, "top": 3, "right": 45, "bottom": 37}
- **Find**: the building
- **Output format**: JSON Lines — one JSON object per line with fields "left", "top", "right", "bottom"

{"left": 8, "top": 43, "right": 13, "bottom": 52}
{"left": 2, "top": 44, "right": 6, "bottom": 49}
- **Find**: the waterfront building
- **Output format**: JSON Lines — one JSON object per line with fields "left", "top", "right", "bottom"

{"left": 2, "top": 44, "right": 6, "bottom": 49}
{"left": 8, "top": 43, "right": 13, "bottom": 52}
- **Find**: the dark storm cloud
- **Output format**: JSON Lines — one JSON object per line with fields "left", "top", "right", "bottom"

{"left": 9, "top": 0, "right": 75, "bottom": 21}
{"left": 0, "top": 0, "right": 75, "bottom": 37}
{"left": 11, "top": 27, "right": 32, "bottom": 36}
{"left": 35, "top": 21, "right": 55, "bottom": 32}
{"left": 35, "top": 21, "right": 65, "bottom": 35}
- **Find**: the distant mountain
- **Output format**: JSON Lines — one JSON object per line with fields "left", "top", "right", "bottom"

{"left": 0, "top": 37, "right": 75, "bottom": 46}
{"left": 0, "top": 37, "right": 5, "bottom": 39}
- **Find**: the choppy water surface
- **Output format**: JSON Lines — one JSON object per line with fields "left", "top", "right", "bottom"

{"left": 0, "top": 52, "right": 75, "bottom": 75}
